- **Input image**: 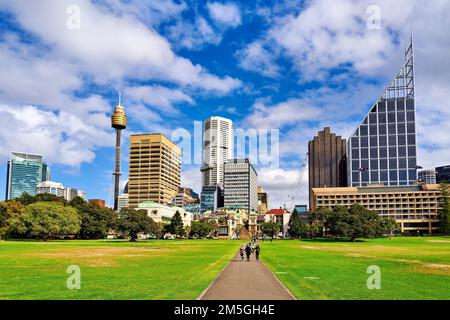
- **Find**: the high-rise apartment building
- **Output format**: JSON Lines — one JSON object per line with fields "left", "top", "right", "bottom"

{"left": 347, "top": 39, "right": 417, "bottom": 187}
{"left": 201, "top": 117, "right": 234, "bottom": 187}
{"left": 436, "top": 165, "right": 450, "bottom": 183}
{"left": 5, "top": 152, "right": 49, "bottom": 200}
{"left": 65, "top": 188, "right": 86, "bottom": 201}
{"left": 200, "top": 184, "right": 223, "bottom": 213}
{"left": 128, "top": 133, "right": 181, "bottom": 208}
{"left": 308, "top": 127, "right": 347, "bottom": 207}
{"left": 418, "top": 170, "right": 437, "bottom": 184}
{"left": 224, "top": 159, "right": 258, "bottom": 212}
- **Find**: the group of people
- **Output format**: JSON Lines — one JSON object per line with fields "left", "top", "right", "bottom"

{"left": 240, "top": 242, "right": 260, "bottom": 262}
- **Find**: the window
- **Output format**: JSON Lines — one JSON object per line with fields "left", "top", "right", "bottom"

{"left": 398, "top": 135, "right": 406, "bottom": 146}
{"left": 378, "top": 113, "right": 386, "bottom": 123}
{"left": 352, "top": 160, "right": 360, "bottom": 169}
{"left": 361, "top": 149, "right": 369, "bottom": 159}
{"left": 390, "top": 171, "right": 398, "bottom": 181}
{"left": 398, "top": 147, "right": 407, "bottom": 157}
{"left": 407, "top": 112, "right": 415, "bottom": 122}
{"left": 378, "top": 102, "right": 386, "bottom": 112}
{"left": 408, "top": 157, "right": 417, "bottom": 168}
{"left": 388, "top": 113, "right": 396, "bottom": 123}
{"left": 351, "top": 137, "right": 359, "bottom": 148}
{"left": 388, "top": 101, "right": 396, "bottom": 112}
{"left": 406, "top": 99, "right": 414, "bottom": 110}
{"left": 389, "top": 147, "right": 397, "bottom": 157}
{"left": 389, "top": 136, "right": 397, "bottom": 146}
{"left": 370, "top": 148, "right": 378, "bottom": 158}
{"left": 380, "top": 159, "right": 388, "bottom": 170}
{"left": 352, "top": 149, "right": 359, "bottom": 159}
{"left": 371, "top": 160, "right": 379, "bottom": 169}
{"left": 380, "top": 147, "right": 388, "bottom": 158}
{"left": 388, "top": 124, "right": 396, "bottom": 134}
{"left": 389, "top": 159, "right": 398, "bottom": 169}
{"left": 369, "top": 114, "right": 377, "bottom": 124}
{"left": 352, "top": 172, "right": 360, "bottom": 183}
{"left": 399, "top": 170, "right": 407, "bottom": 180}
{"left": 371, "top": 172, "right": 379, "bottom": 181}
{"left": 399, "top": 158, "right": 407, "bottom": 169}
{"left": 362, "top": 171, "right": 369, "bottom": 182}
{"left": 360, "top": 126, "right": 368, "bottom": 136}
{"left": 398, "top": 123, "right": 406, "bottom": 134}
{"left": 380, "top": 171, "right": 388, "bottom": 181}
{"left": 370, "top": 136, "right": 378, "bottom": 147}
{"left": 379, "top": 136, "right": 387, "bottom": 147}
{"left": 369, "top": 125, "right": 378, "bottom": 136}
{"left": 407, "top": 123, "right": 415, "bottom": 134}
{"left": 361, "top": 137, "right": 368, "bottom": 148}
{"left": 407, "top": 134, "right": 416, "bottom": 145}
{"left": 397, "top": 112, "right": 405, "bottom": 122}
{"left": 408, "top": 147, "right": 416, "bottom": 157}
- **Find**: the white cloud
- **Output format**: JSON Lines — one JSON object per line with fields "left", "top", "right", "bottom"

{"left": 181, "top": 166, "right": 202, "bottom": 194}
{"left": 236, "top": 41, "right": 281, "bottom": 78}
{"left": 244, "top": 98, "right": 322, "bottom": 129}
{"left": 0, "top": 105, "right": 112, "bottom": 167}
{"left": 0, "top": 0, "right": 241, "bottom": 93}
{"left": 207, "top": 2, "right": 242, "bottom": 28}
{"left": 168, "top": 16, "right": 222, "bottom": 50}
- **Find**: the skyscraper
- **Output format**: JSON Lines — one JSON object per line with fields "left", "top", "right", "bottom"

{"left": 418, "top": 170, "right": 437, "bottom": 184}
{"left": 347, "top": 39, "right": 417, "bottom": 187}
{"left": 201, "top": 117, "right": 234, "bottom": 187}
{"left": 6, "top": 152, "right": 49, "bottom": 200}
{"left": 436, "top": 165, "right": 450, "bottom": 183}
{"left": 224, "top": 159, "right": 258, "bottom": 212}
{"left": 308, "top": 127, "right": 347, "bottom": 207}
{"left": 128, "top": 133, "right": 181, "bottom": 208}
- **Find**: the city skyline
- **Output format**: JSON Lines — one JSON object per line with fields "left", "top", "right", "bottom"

{"left": 1, "top": 1, "right": 450, "bottom": 208}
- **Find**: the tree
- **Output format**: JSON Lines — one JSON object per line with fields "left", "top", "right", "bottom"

{"left": 0, "top": 201, "right": 24, "bottom": 239}
{"left": 118, "top": 208, "right": 158, "bottom": 241}
{"left": 168, "top": 211, "right": 185, "bottom": 238}
{"left": 15, "top": 193, "right": 37, "bottom": 206}
{"left": 288, "top": 210, "right": 309, "bottom": 239}
{"left": 9, "top": 201, "right": 81, "bottom": 240}
{"left": 382, "top": 218, "right": 400, "bottom": 239}
{"left": 308, "top": 207, "right": 331, "bottom": 237}
{"left": 190, "top": 221, "right": 217, "bottom": 238}
{"left": 261, "top": 222, "right": 280, "bottom": 242}
{"left": 438, "top": 182, "right": 450, "bottom": 235}
{"left": 70, "top": 198, "right": 118, "bottom": 239}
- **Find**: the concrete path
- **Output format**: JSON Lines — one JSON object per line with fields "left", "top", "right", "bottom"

{"left": 199, "top": 249, "right": 296, "bottom": 300}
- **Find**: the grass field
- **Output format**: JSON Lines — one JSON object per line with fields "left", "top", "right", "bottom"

{"left": 0, "top": 240, "right": 241, "bottom": 300}
{"left": 260, "top": 237, "right": 450, "bottom": 300}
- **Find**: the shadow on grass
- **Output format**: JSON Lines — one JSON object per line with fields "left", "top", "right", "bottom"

{"left": 295, "top": 238, "right": 369, "bottom": 243}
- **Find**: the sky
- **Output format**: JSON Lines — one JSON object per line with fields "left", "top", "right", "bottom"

{"left": 0, "top": 0, "right": 449, "bottom": 209}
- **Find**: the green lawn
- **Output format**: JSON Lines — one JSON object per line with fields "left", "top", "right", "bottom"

{"left": 0, "top": 240, "right": 241, "bottom": 300}
{"left": 260, "top": 237, "right": 450, "bottom": 300}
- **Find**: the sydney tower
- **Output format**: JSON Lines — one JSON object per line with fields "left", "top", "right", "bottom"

{"left": 111, "top": 93, "right": 127, "bottom": 211}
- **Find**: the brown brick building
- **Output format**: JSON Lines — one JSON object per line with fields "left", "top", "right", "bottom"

{"left": 308, "top": 127, "right": 347, "bottom": 208}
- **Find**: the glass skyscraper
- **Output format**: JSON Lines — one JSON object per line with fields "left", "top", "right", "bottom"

{"left": 347, "top": 39, "right": 417, "bottom": 187}
{"left": 6, "top": 152, "right": 50, "bottom": 200}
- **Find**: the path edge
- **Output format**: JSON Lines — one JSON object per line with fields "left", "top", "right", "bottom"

{"left": 259, "top": 260, "right": 298, "bottom": 300}
{"left": 196, "top": 250, "right": 237, "bottom": 300}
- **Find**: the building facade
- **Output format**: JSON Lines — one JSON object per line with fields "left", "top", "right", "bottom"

{"left": 201, "top": 117, "right": 233, "bottom": 187}
{"left": 118, "top": 193, "right": 129, "bottom": 211}
{"left": 170, "top": 187, "right": 199, "bottom": 207}
{"left": 436, "top": 165, "right": 450, "bottom": 183}
{"left": 311, "top": 184, "right": 441, "bottom": 234}
{"left": 418, "top": 170, "right": 437, "bottom": 184}
{"left": 257, "top": 186, "right": 269, "bottom": 215}
{"left": 36, "top": 181, "right": 65, "bottom": 198}
{"left": 347, "top": 40, "right": 417, "bottom": 187}
{"left": 128, "top": 133, "right": 181, "bottom": 208}
{"left": 308, "top": 127, "right": 347, "bottom": 207}
{"left": 138, "top": 201, "right": 193, "bottom": 227}
{"left": 200, "top": 184, "right": 223, "bottom": 213}
{"left": 89, "top": 199, "right": 106, "bottom": 208}
{"left": 6, "top": 152, "right": 50, "bottom": 200}
{"left": 65, "top": 188, "right": 86, "bottom": 201}
{"left": 224, "top": 159, "right": 258, "bottom": 212}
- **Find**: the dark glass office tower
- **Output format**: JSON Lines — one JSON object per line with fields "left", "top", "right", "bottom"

{"left": 308, "top": 127, "right": 347, "bottom": 207}
{"left": 347, "top": 39, "right": 417, "bottom": 187}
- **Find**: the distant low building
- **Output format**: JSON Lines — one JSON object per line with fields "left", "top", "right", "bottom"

{"left": 65, "top": 187, "right": 86, "bottom": 201}
{"left": 171, "top": 187, "right": 199, "bottom": 207}
{"left": 138, "top": 201, "right": 193, "bottom": 226}
{"left": 265, "top": 208, "right": 291, "bottom": 237}
{"left": 36, "top": 181, "right": 65, "bottom": 198}
{"left": 89, "top": 199, "right": 106, "bottom": 208}
{"left": 418, "top": 170, "right": 437, "bottom": 184}
{"left": 118, "top": 193, "right": 129, "bottom": 211}
{"left": 257, "top": 186, "right": 269, "bottom": 215}
{"left": 436, "top": 165, "right": 450, "bottom": 183}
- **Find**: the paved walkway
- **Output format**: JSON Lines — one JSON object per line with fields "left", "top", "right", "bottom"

{"left": 199, "top": 248, "right": 296, "bottom": 300}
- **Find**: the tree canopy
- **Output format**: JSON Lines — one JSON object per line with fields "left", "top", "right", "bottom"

{"left": 118, "top": 208, "right": 158, "bottom": 241}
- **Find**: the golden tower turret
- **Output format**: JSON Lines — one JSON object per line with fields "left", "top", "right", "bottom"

{"left": 112, "top": 93, "right": 127, "bottom": 211}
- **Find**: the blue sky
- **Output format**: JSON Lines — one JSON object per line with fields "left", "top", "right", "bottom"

{"left": 0, "top": 0, "right": 449, "bottom": 208}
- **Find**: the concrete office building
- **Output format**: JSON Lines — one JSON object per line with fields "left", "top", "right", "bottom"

{"left": 311, "top": 184, "right": 441, "bottom": 234}
{"left": 347, "top": 39, "right": 418, "bottom": 187}
{"left": 170, "top": 187, "right": 199, "bottom": 207}
{"left": 128, "top": 134, "right": 181, "bottom": 208}
{"left": 308, "top": 127, "right": 347, "bottom": 207}
{"left": 418, "top": 170, "right": 437, "bottom": 184}
{"left": 224, "top": 159, "right": 258, "bottom": 212}
{"left": 65, "top": 188, "right": 86, "bottom": 201}
{"left": 6, "top": 152, "right": 50, "bottom": 200}
{"left": 436, "top": 165, "right": 450, "bottom": 183}
{"left": 201, "top": 117, "right": 233, "bottom": 187}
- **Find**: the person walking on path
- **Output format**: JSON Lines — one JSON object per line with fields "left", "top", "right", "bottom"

{"left": 239, "top": 245, "right": 245, "bottom": 262}
{"left": 255, "top": 244, "right": 260, "bottom": 261}
{"left": 245, "top": 243, "right": 252, "bottom": 262}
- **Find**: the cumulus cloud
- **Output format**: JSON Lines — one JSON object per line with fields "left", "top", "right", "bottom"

{"left": 168, "top": 16, "right": 222, "bottom": 50}
{"left": 236, "top": 41, "right": 281, "bottom": 78}
{"left": 207, "top": 2, "right": 242, "bottom": 28}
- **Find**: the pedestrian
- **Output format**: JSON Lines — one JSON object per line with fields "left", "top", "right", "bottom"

{"left": 245, "top": 243, "right": 252, "bottom": 262}
{"left": 255, "top": 244, "right": 260, "bottom": 261}
{"left": 239, "top": 245, "right": 245, "bottom": 262}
